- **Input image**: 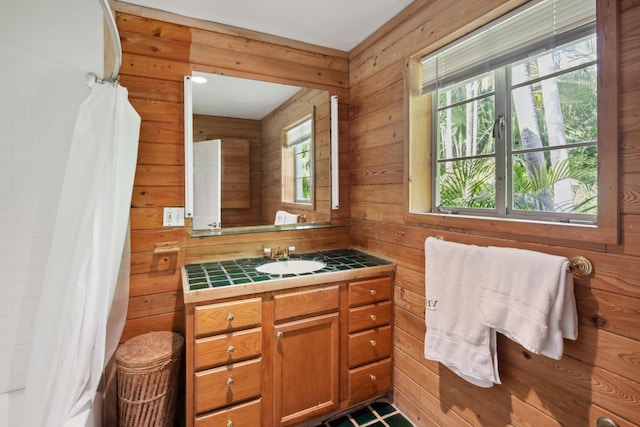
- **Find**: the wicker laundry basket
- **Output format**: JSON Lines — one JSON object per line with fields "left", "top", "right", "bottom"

{"left": 115, "top": 331, "right": 184, "bottom": 427}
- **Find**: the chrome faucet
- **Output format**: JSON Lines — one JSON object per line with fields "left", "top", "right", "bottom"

{"left": 263, "top": 246, "right": 296, "bottom": 259}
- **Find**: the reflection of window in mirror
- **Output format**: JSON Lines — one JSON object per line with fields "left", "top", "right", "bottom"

{"left": 282, "top": 113, "right": 314, "bottom": 206}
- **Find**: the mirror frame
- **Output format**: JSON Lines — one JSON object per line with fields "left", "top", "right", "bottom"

{"left": 330, "top": 95, "right": 339, "bottom": 210}
{"left": 184, "top": 75, "right": 194, "bottom": 218}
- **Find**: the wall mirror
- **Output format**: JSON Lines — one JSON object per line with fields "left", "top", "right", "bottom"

{"left": 184, "top": 71, "right": 338, "bottom": 235}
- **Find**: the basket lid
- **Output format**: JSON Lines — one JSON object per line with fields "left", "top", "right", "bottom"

{"left": 116, "top": 331, "right": 184, "bottom": 369}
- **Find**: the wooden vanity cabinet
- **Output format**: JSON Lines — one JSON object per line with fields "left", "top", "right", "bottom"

{"left": 184, "top": 272, "right": 394, "bottom": 427}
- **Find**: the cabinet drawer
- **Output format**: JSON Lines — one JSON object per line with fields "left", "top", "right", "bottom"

{"left": 348, "top": 325, "right": 392, "bottom": 368}
{"left": 195, "top": 298, "right": 261, "bottom": 337}
{"left": 348, "top": 358, "right": 392, "bottom": 405}
{"left": 195, "top": 398, "right": 261, "bottom": 427}
{"left": 348, "top": 277, "right": 392, "bottom": 307}
{"left": 274, "top": 285, "right": 339, "bottom": 321}
{"left": 348, "top": 301, "right": 392, "bottom": 333}
{"left": 195, "top": 358, "right": 262, "bottom": 414}
{"left": 195, "top": 328, "right": 262, "bottom": 370}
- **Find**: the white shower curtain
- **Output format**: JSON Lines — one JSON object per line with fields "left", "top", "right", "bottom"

{"left": 23, "top": 82, "right": 140, "bottom": 427}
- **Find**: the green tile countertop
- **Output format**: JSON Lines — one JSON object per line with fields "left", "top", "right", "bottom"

{"left": 182, "top": 248, "right": 395, "bottom": 304}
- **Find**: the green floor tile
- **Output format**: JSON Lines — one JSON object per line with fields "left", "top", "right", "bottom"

{"left": 327, "top": 416, "right": 354, "bottom": 427}
{"left": 370, "top": 401, "right": 395, "bottom": 417}
{"left": 383, "top": 413, "right": 413, "bottom": 427}
{"left": 351, "top": 407, "right": 376, "bottom": 425}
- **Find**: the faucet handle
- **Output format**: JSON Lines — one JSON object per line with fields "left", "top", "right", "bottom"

{"left": 264, "top": 247, "right": 272, "bottom": 256}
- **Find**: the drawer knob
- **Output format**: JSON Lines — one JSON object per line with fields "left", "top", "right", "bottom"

{"left": 227, "top": 421, "right": 234, "bottom": 427}
{"left": 227, "top": 378, "right": 234, "bottom": 387}
{"left": 227, "top": 314, "right": 235, "bottom": 321}
{"left": 370, "top": 339, "right": 377, "bottom": 347}
{"left": 227, "top": 345, "right": 235, "bottom": 354}
{"left": 370, "top": 374, "right": 377, "bottom": 382}
{"left": 277, "top": 331, "right": 284, "bottom": 339}
{"left": 370, "top": 314, "right": 377, "bottom": 321}
{"left": 370, "top": 289, "right": 377, "bottom": 296}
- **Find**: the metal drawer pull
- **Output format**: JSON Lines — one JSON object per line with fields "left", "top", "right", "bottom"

{"left": 370, "top": 374, "right": 376, "bottom": 382}
{"left": 277, "top": 331, "right": 284, "bottom": 339}
{"left": 227, "top": 378, "right": 234, "bottom": 387}
{"left": 370, "top": 289, "right": 376, "bottom": 296}
{"left": 370, "top": 314, "right": 377, "bottom": 321}
{"left": 227, "top": 422, "right": 234, "bottom": 427}
{"left": 370, "top": 339, "right": 376, "bottom": 346}
{"left": 227, "top": 345, "right": 235, "bottom": 354}
{"left": 227, "top": 314, "right": 235, "bottom": 321}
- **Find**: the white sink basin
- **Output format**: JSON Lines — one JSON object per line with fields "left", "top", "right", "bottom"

{"left": 256, "top": 259, "right": 326, "bottom": 275}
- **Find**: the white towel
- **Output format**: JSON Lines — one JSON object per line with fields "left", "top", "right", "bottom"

{"left": 479, "top": 246, "right": 578, "bottom": 360}
{"left": 274, "top": 210, "right": 299, "bottom": 225}
{"left": 424, "top": 237, "right": 500, "bottom": 387}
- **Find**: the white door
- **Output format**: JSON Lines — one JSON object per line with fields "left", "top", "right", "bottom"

{"left": 193, "top": 139, "right": 221, "bottom": 230}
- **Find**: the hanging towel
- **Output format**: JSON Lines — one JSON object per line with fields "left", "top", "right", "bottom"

{"left": 424, "top": 237, "right": 500, "bottom": 387}
{"left": 479, "top": 246, "right": 578, "bottom": 360}
{"left": 275, "top": 210, "right": 299, "bottom": 225}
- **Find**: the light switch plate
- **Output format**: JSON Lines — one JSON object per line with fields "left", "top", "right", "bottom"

{"left": 163, "top": 207, "right": 185, "bottom": 227}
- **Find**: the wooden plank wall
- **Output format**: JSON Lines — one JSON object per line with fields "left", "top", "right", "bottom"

{"left": 348, "top": 0, "right": 640, "bottom": 426}
{"left": 112, "top": 4, "right": 351, "bottom": 342}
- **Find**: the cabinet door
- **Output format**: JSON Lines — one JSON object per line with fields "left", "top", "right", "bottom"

{"left": 274, "top": 313, "right": 339, "bottom": 426}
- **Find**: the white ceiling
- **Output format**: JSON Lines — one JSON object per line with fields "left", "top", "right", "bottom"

{"left": 121, "top": 0, "right": 414, "bottom": 51}
{"left": 125, "top": 0, "right": 414, "bottom": 119}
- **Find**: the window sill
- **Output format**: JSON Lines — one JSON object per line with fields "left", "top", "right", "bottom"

{"left": 405, "top": 211, "right": 617, "bottom": 246}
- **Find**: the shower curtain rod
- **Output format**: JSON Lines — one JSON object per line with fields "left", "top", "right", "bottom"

{"left": 86, "top": 0, "right": 122, "bottom": 86}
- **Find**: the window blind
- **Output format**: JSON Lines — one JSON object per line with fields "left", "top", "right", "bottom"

{"left": 287, "top": 119, "right": 312, "bottom": 147}
{"left": 421, "top": 0, "right": 595, "bottom": 92}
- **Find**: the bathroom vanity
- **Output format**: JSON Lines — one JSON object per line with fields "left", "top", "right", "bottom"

{"left": 181, "top": 249, "right": 395, "bottom": 427}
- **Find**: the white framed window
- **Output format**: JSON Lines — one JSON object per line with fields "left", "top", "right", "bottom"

{"left": 282, "top": 114, "right": 314, "bottom": 205}
{"left": 407, "top": 0, "right": 617, "bottom": 244}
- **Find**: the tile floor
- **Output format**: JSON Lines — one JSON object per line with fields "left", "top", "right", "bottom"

{"left": 315, "top": 400, "right": 414, "bottom": 427}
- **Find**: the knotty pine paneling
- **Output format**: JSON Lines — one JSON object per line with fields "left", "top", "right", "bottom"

{"left": 113, "top": 1, "right": 640, "bottom": 425}
{"left": 112, "top": 2, "right": 351, "bottom": 350}
{"left": 349, "top": 0, "right": 640, "bottom": 426}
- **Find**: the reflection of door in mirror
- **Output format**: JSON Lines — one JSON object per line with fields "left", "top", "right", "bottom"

{"left": 193, "top": 139, "right": 221, "bottom": 230}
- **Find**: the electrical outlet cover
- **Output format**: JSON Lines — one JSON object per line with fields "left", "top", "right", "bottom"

{"left": 163, "top": 207, "right": 185, "bottom": 227}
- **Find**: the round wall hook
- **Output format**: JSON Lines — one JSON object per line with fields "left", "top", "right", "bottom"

{"left": 569, "top": 255, "right": 593, "bottom": 277}
{"left": 596, "top": 417, "right": 619, "bottom": 427}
